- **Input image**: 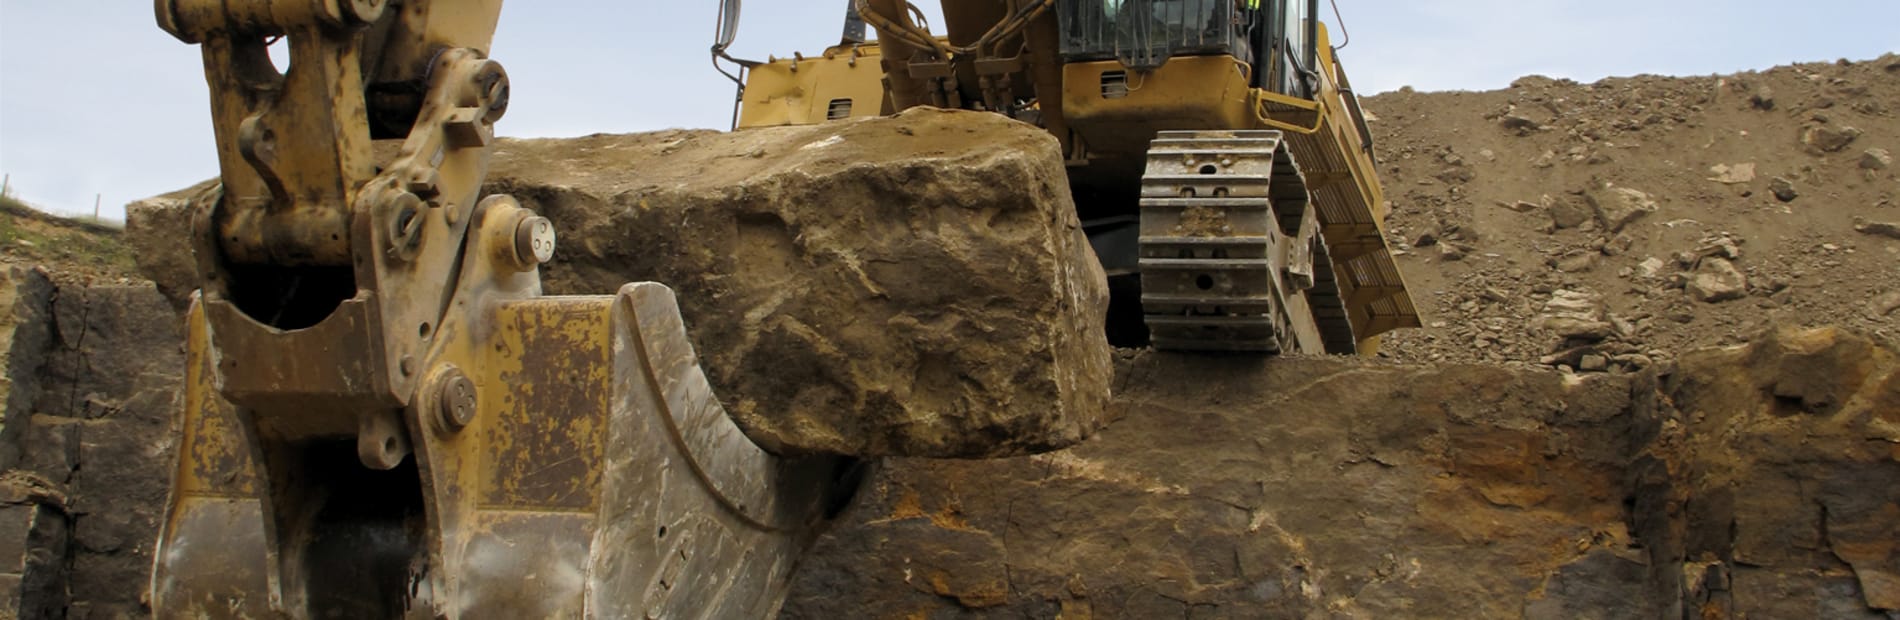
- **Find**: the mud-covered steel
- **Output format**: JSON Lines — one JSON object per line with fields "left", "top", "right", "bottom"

{"left": 156, "top": 1, "right": 854, "bottom": 615}
{"left": 1137, "top": 130, "right": 1329, "bottom": 353}
{"left": 153, "top": 197, "right": 856, "bottom": 617}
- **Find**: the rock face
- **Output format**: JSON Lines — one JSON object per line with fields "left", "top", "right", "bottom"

{"left": 787, "top": 353, "right": 1662, "bottom": 617}
{"left": 0, "top": 269, "right": 184, "bottom": 618}
{"left": 5, "top": 254, "right": 1895, "bottom": 618}
{"left": 127, "top": 109, "right": 1116, "bottom": 459}
{"left": 1632, "top": 326, "right": 1900, "bottom": 617}
{"left": 784, "top": 326, "right": 1900, "bottom": 618}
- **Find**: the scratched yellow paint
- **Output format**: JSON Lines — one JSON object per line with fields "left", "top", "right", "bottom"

{"left": 478, "top": 298, "right": 613, "bottom": 510}
{"left": 176, "top": 301, "right": 259, "bottom": 497}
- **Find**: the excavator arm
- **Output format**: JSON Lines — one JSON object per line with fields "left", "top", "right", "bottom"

{"left": 150, "top": 1, "right": 855, "bottom": 616}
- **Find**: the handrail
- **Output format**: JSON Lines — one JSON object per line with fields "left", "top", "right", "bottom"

{"left": 1253, "top": 92, "right": 1326, "bottom": 135}
{"left": 851, "top": 0, "right": 1054, "bottom": 59}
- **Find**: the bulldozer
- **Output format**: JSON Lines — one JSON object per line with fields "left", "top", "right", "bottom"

{"left": 718, "top": 0, "right": 1419, "bottom": 353}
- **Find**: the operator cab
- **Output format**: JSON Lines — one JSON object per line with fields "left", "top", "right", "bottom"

{"left": 1057, "top": 0, "right": 1320, "bottom": 97}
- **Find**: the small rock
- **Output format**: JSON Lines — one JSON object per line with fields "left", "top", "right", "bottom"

{"left": 1613, "top": 354, "right": 1654, "bottom": 370}
{"left": 1539, "top": 290, "right": 1612, "bottom": 341}
{"left": 1545, "top": 198, "right": 1593, "bottom": 230}
{"left": 1634, "top": 257, "right": 1667, "bottom": 279}
{"left": 1749, "top": 86, "right": 1775, "bottom": 110}
{"left": 1540, "top": 345, "right": 1597, "bottom": 368}
{"left": 1769, "top": 177, "right": 1799, "bottom": 202}
{"left": 1552, "top": 251, "right": 1598, "bottom": 273}
{"left": 1707, "top": 163, "right": 1757, "bottom": 184}
{"left": 1609, "top": 314, "right": 1637, "bottom": 338}
{"left": 1686, "top": 257, "right": 1748, "bottom": 303}
{"left": 1693, "top": 235, "right": 1743, "bottom": 260}
{"left": 1501, "top": 199, "right": 1541, "bottom": 213}
{"left": 1579, "top": 354, "right": 1610, "bottom": 372}
{"left": 1862, "top": 148, "right": 1894, "bottom": 170}
{"left": 1869, "top": 291, "right": 1900, "bottom": 318}
{"left": 1602, "top": 235, "right": 1634, "bottom": 257}
{"left": 1854, "top": 218, "right": 1900, "bottom": 240}
{"left": 1584, "top": 186, "right": 1659, "bottom": 232}
{"left": 1501, "top": 114, "right": 1543, "bottom": 133}
{"left": 1801, "top": 124, "right": 1863, "bottom": 153}
{"left": 1438, "top": 243, "right": 1468, "bottom": 261}
{"left": 1414, "top": 233, "right": 1439, "bottom": 247}
{"left": 1435, "top": 167, "right": 1476, "bottom": 184}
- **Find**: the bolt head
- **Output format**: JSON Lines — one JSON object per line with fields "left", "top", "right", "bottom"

{"left": 342, "top": 0, "right": 386, "bottom": 23}
{"left": 438, "top": 373, "right": 478, "bottom": 431}
{"left": 514, "top": 216, "right": 556, "bottom": 268}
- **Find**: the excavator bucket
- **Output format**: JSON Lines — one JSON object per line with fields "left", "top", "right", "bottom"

{"left": 152, "top": 279, "right": 858, "bottom": 617}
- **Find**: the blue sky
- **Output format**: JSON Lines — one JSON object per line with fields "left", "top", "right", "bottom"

{"left": 1, "top": 1, "right": 1896, "bottom": 221}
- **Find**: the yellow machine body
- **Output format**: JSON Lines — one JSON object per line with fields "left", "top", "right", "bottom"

{"left": 735, "top": 4, "right": 1419, "bottom": 352}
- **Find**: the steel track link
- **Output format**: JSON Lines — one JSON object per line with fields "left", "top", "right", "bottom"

{"left": 1137, "top": 129, "right": 1340, "bottom": 353}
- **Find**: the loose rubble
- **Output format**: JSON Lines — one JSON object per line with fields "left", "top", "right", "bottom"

{"left": 1370, "top": 53, "right": 1900, "bottom": 368}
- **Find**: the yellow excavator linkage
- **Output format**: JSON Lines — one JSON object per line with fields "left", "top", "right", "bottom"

{"left": 150, "top": 0, "right": 854, "bottom": 616}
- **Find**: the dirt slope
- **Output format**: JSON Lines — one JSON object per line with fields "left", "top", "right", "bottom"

{"left": 0, "top": 198, "right": 138, "bottom": 284}
{"left": 1366, "top": 54, "right": 1900, "bottom": 369}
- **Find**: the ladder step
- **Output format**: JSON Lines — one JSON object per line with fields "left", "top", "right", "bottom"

{"left": 1139, "top": 258, "right": 1274, "bottom": 270}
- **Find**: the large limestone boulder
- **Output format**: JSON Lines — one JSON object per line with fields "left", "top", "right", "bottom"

{"left": 127, "top": 108, "right": 1114, "bottom": 459}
